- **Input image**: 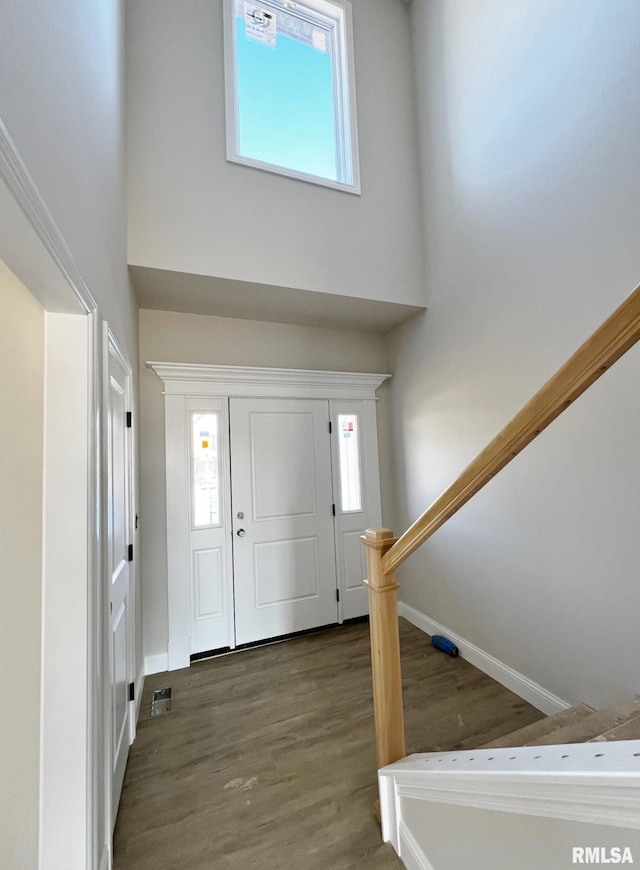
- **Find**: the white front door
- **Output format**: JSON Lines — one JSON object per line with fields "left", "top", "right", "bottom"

{"left": 230, "top": 397, "right": 338, "bottom": 646}
{"left": 106, "top": 342, "right": 133, "bottom": 824}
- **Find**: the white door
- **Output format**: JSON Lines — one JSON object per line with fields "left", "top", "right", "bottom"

{"left": 106, "top": 341, "right": 133, "bottom": 824}
{"left": 230, "top": 397, "right": 338, "bottom": 645}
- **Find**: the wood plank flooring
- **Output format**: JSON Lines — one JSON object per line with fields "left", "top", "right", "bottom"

{"left": 114, "top": 619, "right": 544, "bottom": 869}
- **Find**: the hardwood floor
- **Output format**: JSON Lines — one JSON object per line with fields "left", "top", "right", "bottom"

{"left": 114, "top": 619, "right": 543, "bottom": 869}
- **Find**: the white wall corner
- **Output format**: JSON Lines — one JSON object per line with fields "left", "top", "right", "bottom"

{"left": 398, "top": 601, "right": 570, "bottom": 715}
{"left": 144, "top": 652, "right": 168, "bottom": 676}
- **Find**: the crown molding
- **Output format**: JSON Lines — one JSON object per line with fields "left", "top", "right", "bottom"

{"left": 0, "top": 115, "right": 97, "bottom": 315}
{"left": 147, "top": 362, "right": 391, "bottom": 399}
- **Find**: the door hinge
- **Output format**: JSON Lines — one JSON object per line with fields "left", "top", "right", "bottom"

{"left": 126, "top": 411, "right": 132, "bottom": 428}
{"left": 128, "top": 682, "right": 135, "bottom": 702}
{"left": 328, "top": 421, "right": 332, "bottom": 434}
{"left": 332, "top": 503, "right": 336, "bottom": 517}
{"left": 128, "top": 543, "right": 134, "bottom": 562}
{"left": 336, "top": 588, "right": 340, "bottom": 602}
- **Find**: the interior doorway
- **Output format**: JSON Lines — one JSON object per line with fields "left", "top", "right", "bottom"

{"left": 105, "top": 332, "right": 136, "bottom": 824}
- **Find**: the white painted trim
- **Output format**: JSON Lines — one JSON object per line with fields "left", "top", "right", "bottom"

{"left": 398, "top": 601, "right": 570, "bottom": 715}
{"left": 222, "top": 0, "right": 361, "bottom": 194}
{"left": 135, "top": 665, "right": 145, "bottom": 720}
{"left": 398, "top": 820, "right": 435, "bottom": 870}
{"left": 40, "top": 314, "right": 90, "bottom": 870}
{"left": 0, "top": 116, "right": 97, "bottom": 315}
{"left": 379, "top": 769, "right": 400, "bottom": 851}
{"left": 379, "top": 740, "right": 640, "bottom": 836}
{"left": 168, "top": 637, "right": 191, "bottom": 672}
{"left": 330, "top": 399, "right": 382, "bottom": 620}
{"left": 148, "top": 362, "right": 390, "bottom": 399}
{"left": 144, "top": 653, "right": 169, "bottom": 676}
{"left": 0, "top": 114, "right": 105, "bottom": 870}
{"left": 85, "top": 311, "right": 105, "bottom": 870}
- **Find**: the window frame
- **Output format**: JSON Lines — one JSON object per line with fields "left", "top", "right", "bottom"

{"left": 189, "top": 409, "right": 223, "bottom": 530}
{"left": 336, "top": 412, "right": 363, "bottom": 513}
{"left": 223, "top": 0, "right": 361, "bottom": 194}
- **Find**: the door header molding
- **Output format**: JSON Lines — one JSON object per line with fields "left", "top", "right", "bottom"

{"left": 147, "top": 363, "right": 391, "bottom": 399}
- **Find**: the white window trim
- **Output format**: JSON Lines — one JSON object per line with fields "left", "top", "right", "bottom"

{"left": 223, "top": 0, "right": 361, "bottom": 194}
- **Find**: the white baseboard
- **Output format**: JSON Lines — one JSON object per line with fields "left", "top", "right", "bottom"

{"left": 98, "top": 844, "right": 109, "bottom": 870}
{"left": 167, "top": 637, "right": 190, "bottom": 671}
{"left": 398, "top": 601, "right": 569, "bottom": 715}
{"left": 144, "top": 652, "right": 168, "bottom": 675}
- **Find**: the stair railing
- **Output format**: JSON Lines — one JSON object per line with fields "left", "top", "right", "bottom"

{"left": 362, "top": 282, "right": 640, "bottom": 770}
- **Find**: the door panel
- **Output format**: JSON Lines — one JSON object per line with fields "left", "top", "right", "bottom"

{"left": 193, "top": 548, "right": 223, "bottom": 619}
{"left": 107, "top": 345, "right": 132, "bottom": 825}
{"left": 254, "top": 536, "right": 320, "bottom": 605}
{"left": 231, "top": 398, "right": 338, "bottom": 645}
{"left": 341, "top": 529, "right": 368, "bottom": 593}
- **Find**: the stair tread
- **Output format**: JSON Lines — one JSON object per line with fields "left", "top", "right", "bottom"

{"left": 527, "top": 696, "right": 640, "bottom": 746}
{"left": 480, "top": 704, "right": 593, "bottom": 749}
{"left": 589, "top": 710, "right": 640, "bottom": 743}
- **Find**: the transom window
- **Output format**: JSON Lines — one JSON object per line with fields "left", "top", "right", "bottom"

{"left": 224, "top": 0, "right": 360, "bottom": 193}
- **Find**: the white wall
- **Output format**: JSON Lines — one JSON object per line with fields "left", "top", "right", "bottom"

{"left": 0, "top": 1, "right": 139, "bottom": 863}
{"left": 0, "top": 262, "right": 44, "bottom": 869}
{"left": 0, "top": 0, "right": 137, "bottom": 360}
{"left": 389, "top": 0, "right": 640, "bottom": 709}
{"left": 139, "top": 307, "right": 391, "bottom": 658}
{"left": 402, "top": 800, "right": 640, "bottom": 870}
{"left": 126, "top": 0, "right": 425, "bottom": 308}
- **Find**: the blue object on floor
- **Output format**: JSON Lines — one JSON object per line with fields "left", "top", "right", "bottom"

{"left": 432, "top": 635, "right": 459, "bottom": 657}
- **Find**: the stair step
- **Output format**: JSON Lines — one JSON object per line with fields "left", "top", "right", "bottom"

{"left": 528, "top": 696, "right": 640, "bottom": 746}
{"left": 589, "top": 710, "right": 640, "bottom": 742}
{"left": 480, "top": 704, "right": 593, "bottom": 749}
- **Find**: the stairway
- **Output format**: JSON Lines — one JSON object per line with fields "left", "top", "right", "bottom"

{"left": 481, "top": 695, "right": 640, "bottom": 749}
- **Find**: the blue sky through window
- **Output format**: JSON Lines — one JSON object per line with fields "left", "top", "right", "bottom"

{"left": 235, "top": 14, "right": 338, "bottom": 181}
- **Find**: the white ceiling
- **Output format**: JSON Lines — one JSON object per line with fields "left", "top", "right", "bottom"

{"left": 130, "top": 265, "right": 425, "bottom": 333}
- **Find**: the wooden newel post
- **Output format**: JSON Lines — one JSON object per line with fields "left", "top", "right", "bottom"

{"left": 362, "top": 528, "right": 406, "bottom": 769}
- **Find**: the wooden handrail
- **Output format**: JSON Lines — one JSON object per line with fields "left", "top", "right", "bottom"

{"left": 382, "top": 283, "right": 640, "bottom": 575}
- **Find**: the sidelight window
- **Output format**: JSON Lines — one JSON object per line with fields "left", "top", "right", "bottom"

{"left": 190, "top": 412, "right": 221, "bottom": 528}
{"left": 337, "top": 413, "right": 362, "bottom": 512}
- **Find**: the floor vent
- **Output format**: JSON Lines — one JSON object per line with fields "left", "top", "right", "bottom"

{"left": 151, "top": 687, "right": 172, "bottom": 717}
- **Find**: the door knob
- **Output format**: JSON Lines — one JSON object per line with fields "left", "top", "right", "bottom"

{"left": 237, "top": 528, "right": 246, "bottom": 537}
